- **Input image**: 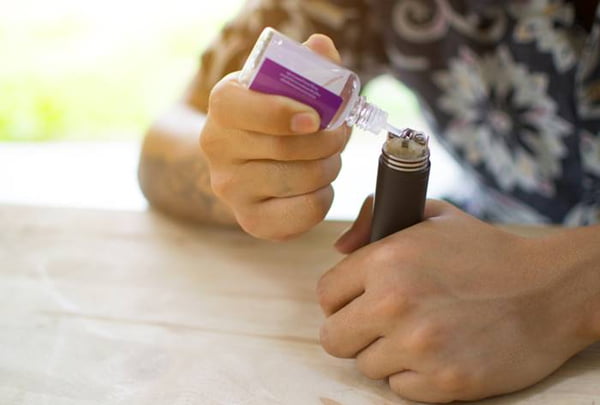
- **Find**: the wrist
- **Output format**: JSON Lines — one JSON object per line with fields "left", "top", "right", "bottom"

{"left": 526, "top": 227, "right": 600, "bottom": 343}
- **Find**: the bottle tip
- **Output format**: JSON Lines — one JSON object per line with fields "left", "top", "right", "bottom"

{"left": 386, "top": 123, "right": 405, "bottom": 137}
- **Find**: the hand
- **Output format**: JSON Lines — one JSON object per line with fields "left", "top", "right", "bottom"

{"left": 318, "top": 198, "right": 596, "bottom": 403}
{"left": 200, "top": 34, "right": 350, "bottom": 241}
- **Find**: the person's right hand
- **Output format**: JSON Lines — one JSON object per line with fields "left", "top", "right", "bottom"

{"left": 200, "top": 34, "right": 350, "bottom": 241}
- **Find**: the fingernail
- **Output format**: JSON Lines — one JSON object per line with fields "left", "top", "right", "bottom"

{"left": 291, "top": 112, "right": 319, "bottom": 133}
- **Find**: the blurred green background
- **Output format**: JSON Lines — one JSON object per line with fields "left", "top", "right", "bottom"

{"left": 0, "top": 0, "right": 419, "bottom": 142}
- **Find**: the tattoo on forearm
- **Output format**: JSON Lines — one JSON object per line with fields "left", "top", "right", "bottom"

{"left": 138, "top": 153, "right": 237, "bottom": 226}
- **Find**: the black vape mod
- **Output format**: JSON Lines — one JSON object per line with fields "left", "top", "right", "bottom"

{"left": 370, "top": 129, "right": 431, "bottom": 242}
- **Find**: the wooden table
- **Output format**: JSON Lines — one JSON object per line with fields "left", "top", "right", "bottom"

{"left": 1, "top": 205, "right": 599, "bottom": 404}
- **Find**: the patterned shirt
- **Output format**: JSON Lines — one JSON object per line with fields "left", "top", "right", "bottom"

{"left": 190, "top": 0, "right": 600, "bottom": 225}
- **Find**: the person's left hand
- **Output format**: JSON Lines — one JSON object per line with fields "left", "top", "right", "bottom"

{"left": 317, "top": 198, "right": 596, "bottom": 403}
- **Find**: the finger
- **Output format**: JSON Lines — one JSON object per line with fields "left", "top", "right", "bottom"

{"left": 304, "top": 34, "right": 342, "bottom": 64}
{"left": 356, "top": 338, "right": 406, "bottom": 380}
{"left": 356, "top": 337, "right": 409, "bottom": 380}
{"left": 320, "top": 292, "right": 394, "bottom": 358}
{"left": 209, "top": 74, "right": 320, "bottom": 135}
{"left": 334, "top": 195, "right": 373, "bottom": 254}
{"left": 236, "top": 185, "right": 334, "bottom": 241}
{"left": 220, "top": 154, "right": 341, "bottom": 202}
{"left": 231, "top": 126, "right": 350, "bottom": 162}
{"left": 317, "top": 254, "right": 368, "bottom": 316}
{"left": 389, "top": 371, "right": 454, "bottom": 404}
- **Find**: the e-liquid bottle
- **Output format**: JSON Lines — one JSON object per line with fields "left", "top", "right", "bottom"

{"left": 239, "top": 27, "right": 395, "bottom": 135}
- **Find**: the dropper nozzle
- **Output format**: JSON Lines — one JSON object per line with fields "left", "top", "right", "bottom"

{"left": 386, "top": 123, "right": 405, "bottom": 137}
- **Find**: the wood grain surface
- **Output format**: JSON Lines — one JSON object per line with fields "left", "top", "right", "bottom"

{"left": 0, "top": 205, "right": 598, "bottom": 405}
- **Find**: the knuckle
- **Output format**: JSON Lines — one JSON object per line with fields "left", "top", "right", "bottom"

{"left": 209, "top": 172, "right": 236, "bottom": 200}
{"left": 199, "top": 131, "right": 212, "bottom": 154}
{"left": 371, "top": 287, "right": 410, "bottom": 318}
{"left": 383, "top": 235, "right": 421, "bottom": 261}
{"left": 367, "top": 243, "right": 398, "bottom": 268}
{"left": 327, "top": 154, "right": 343, "bottom": 179}
{"left": 200, "top": 120, "right": 245, "bottom": 163}
{"left": 199, "top": 129, "right": 221, "bottom": 158}
{"left": 319, "top": 129, "right": 347, "bottom": 156}
{"left": 319, "top": 324, "right": 336, "bottom": 355}
{"left": 270, "top": 137, "right": 293, "bottom": 160}
{"left": 305, "top": 185, "right": 333, "bottom": 221}
{"left": 388, "top": 376, "right": 408, "bottom": 398}
{"left": 332, "top": 126, "right": 351, "bottom": 152}
{"left": 435, "top": 366, "right": 476, "bottom": 395}
{"left": 208, "top": 80, "right": 235, "bottom": 127}
{"left": 319, "top": 323, "right": 347, "bottom": 358}
{"left": 272, "top": 98, "right": 300, "bottom": 121}
{"left": 387, "top": 377, "right": 402, "bottom": 396}
{"left": 302, "top": 167, "right": 322, "bottom": 191}
{"left": 388, "top": 375, "right": 427, "bottom": 401}
{"left": 280, "top": 187, "right": 331, "bottom": 232}
{"left": 407, "top": 321, "right": 444, "bottom": 355}
{"left": 374, "top": 239, "right": 404, "bottom": 263}
{"left": 235, "top": 209, "right": 265, "bottom": 239}
{"left": 304, "top": 157, "right": 340, "bottom": 190}
{"left": 387, "top": 375, "right": 457, "bottom": 404}
{"left": 316, "top": 278, "right": 335, "bottom": 313}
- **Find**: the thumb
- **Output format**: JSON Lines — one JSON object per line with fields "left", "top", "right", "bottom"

{"left": 334, "top": 195, "right": 374, "bottom": 254}
{"left": 303, "top": 33, "right": 342, "bottom": 64}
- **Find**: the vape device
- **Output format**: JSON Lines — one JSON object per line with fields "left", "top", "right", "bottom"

{"left": 370, "top": 129, "right": 431, "bottom": 242}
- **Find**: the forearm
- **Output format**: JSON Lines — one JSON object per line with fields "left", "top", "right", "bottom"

{"left": 138, "top": 103, "right": 238, "bottom": 227}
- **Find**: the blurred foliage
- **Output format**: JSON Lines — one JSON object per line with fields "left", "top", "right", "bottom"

{"left": 363, "top": 76, "right": 421, "bottom": 129}
{"left": 0, "top": 0, "right": 243, "bottom": 141}
{"left": 0, "top": 0, "right": 419, "bottom": 142}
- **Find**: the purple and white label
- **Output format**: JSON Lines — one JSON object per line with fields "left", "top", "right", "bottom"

{"left": 249, "top": 58, "right": 344, "bottom": 129}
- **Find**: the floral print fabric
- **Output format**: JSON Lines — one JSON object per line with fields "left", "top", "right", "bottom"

{"left": 192, "top": 0, "right": 600, "bottom": 225}
{"left": 376, "top": 0, "right": 600, "bottom": 225}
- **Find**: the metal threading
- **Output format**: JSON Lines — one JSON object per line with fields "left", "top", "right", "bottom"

{"left": 381, "top": 128, "right": 430, "bottom": 172}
